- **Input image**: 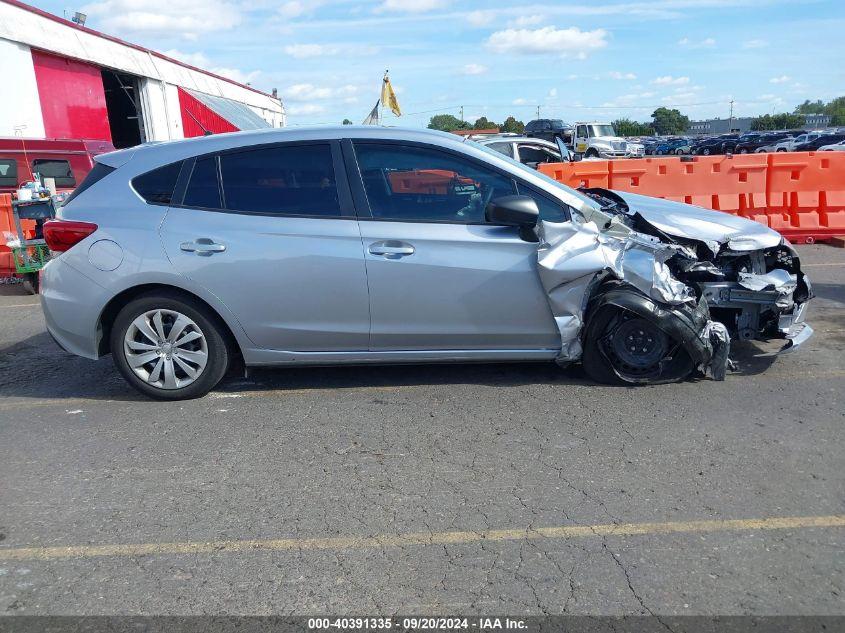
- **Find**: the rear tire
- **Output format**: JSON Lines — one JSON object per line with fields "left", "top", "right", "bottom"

{"left": 581, "top": 305, "right": 694, "bottom": 385}
{"left": 585, "top": 148, "right": 599, "bottom": 158}
{"left": 111, "top": 292, "right": 230, "bottom": 400}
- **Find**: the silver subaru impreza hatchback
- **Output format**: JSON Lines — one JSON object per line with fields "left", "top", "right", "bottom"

{"left": 40, "top": 126, "right": 813, "bottom": 399}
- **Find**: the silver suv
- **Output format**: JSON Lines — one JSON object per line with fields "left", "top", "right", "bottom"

{"left": 41, "top": 127, "right": 812, "bottom": 399}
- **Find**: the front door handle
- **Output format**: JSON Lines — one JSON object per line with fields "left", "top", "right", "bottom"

{"left": 368, "top": 241, "right": 415, "bottom": 259}
{"left": 180, "top": 238, "right": 226, "bottom": 256}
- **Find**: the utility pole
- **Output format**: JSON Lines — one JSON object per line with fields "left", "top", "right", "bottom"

{"left": 728, "top": 99, "right": 735, "bottom": 132}
{"left": 536, "top": 105, "right": 541, "bottom": 119}
{"left": 460, "top": 105, "right": 464, "bottom": 124}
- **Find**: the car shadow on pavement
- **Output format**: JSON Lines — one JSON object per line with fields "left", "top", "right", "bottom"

{"left": 0, "top": 331, "right": 797, "bottom": 403}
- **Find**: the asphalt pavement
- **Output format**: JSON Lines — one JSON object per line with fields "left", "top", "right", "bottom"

{"left": 0, "top": 245, "right": 842, "bottom": 616}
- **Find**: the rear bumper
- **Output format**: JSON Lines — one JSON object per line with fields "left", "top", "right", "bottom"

{"left": 40, "top": 258, "right": 109, "bottom": 360}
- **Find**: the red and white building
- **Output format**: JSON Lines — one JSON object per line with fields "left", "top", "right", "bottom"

{"left": 0, "top": 0, "right": 285, "bottom": 148}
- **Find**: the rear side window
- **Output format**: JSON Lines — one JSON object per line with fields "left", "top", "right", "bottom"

{"left": 32, "top": 159, "right": 75, "bottom": 187}
{"left": 133, "top": 161, "right": 183, "bottom": 205}
{"left": 219, "top": 144, "right": 340, "bottom": 216}
{"left": 61, "top": 162, "right": 115, "bottom": 206}
{"left": 183, "top": 157, "right": 221, "bottom": 209}
{"left": 486, "top": 142, "right": 513, "bottom": 157}
{"left": 0, "top": 159, "right": 17, "bottom": 187}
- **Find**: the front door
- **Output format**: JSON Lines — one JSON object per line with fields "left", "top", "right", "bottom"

{"left": 160, "top": 141, "right": 370, "bottom": 352}
{"left": 349, "top": 141, "right": 559, "bottom": 352}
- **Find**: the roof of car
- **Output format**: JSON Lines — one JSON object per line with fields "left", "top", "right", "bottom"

{"left": 475, "top": 136, "right": 558, "bottom": 147}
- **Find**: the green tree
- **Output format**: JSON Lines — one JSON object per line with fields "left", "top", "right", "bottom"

{"left": 342, "top": 118, "right": 353, "bottom": 125}
{"left": 427, "top": 114, "right": 470, "bottom": 132}
{"left": 751, "top": 113, "right": 804, "bottom": 131}
{"left": 793, "top": 100, "right": 826, "bottom": 115}
{"left": 651, "top": 107, "right": 690, "bottom": 135}
{"left": 612, "top": 118, "right": 654, "bottom": 137}
{"left": 500, "top": 116, "right": 525, "bottom": 134}
{"left": 473, "top": 116, "right": 499, "bottom": 130}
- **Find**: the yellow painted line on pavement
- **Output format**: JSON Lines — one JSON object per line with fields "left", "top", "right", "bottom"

{"left": 802, "top": 262, "right": 845, "bottom": 267}
{"left": 0, "top": 514, "right": 842, "bottom": 562}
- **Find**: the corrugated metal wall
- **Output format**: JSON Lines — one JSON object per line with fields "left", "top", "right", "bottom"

{"left": 177, "top": 87, "right": 238, "bottom": 137}
{"left": 31, "top": 49, "right": 112, "bottom": 141}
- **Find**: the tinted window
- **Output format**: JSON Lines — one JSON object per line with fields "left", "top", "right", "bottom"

{"left": 518, "top": 144, "right": 560, "bottom": 165}
{"left": 0, "top": 159, "right": 17, "bottom": 187}
{"left": 354, "top": 143, "right": 516, "bottom": 224}
{"left": 516, "top": 183, "right": 569, "bottom": 223}
{"left": 183, "top": 156, "right": 221, "bottom": 209}
{"left": 61, "top": 162, "right": 115, "bottom": 206}
{"left": 32, "top": 159, "right": 75, "bottom": 187}
{"left": 219, "top": 144, "right": 340, "bottom": 216}
{"left": 132, "top": 161, "right": 183, "bottom": 204}
{"left": 486, "top": 142, "right": 514, "bottom": 157}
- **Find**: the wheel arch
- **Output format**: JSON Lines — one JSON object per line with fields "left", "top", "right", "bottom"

{"left": 97, "top": 283, "right": 243, "bottom": 363}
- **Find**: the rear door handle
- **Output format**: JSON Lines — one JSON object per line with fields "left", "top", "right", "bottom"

{"left": 180, "top": 238, "right": 226, "bottom": 256}
{"left": 368, "top": 241, "right": 415, "bottom": 259}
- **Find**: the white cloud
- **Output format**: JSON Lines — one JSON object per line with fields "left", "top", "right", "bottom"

{"left": 283, "top": 43, "right": 378, "bottom": 58}
{"left": 81, "top": 0, "right": 241, "bottom": 39}
{"left": 548, "top": 88, "right": 558, "bottom": 98}
{"left": 651, "top": 75, "right": 690, "bottom": 85}
{"left": 467, "top": 10, "right": 496, "bottom": 26}
{"left": 510, "top": 14, "right": 544, "bottom": 27}
{"left": 769, "top": 75, "right": 791, "bottom": 84}
{"left": 460, "top": 63, "right": 489, "bottom": 75}
{"left": 743, "top": 39, "right": 768, "bottom": 49}
{"left": 278, "top": 0, "right": 322, "bottom": 19}
{"left": 485, "top": 26, "right": 608, "bottom": 58}
{"left": 285, "top": 83, "right": 359, "bottom": 102}
{"left": 163, "top": 49, "right": 259, "bottom": 84}
{"left": 678, "top": 36, "right": 715, "bottom": 48}
{"left": 287, "top": 104, "right": 327, "bottom": 116}
{"left": 377, "top": 0, "right": 446, "bottom": 13}
{"left": 512, "top": 98, "right": 529, "bottom": 105}
{"left": 609, "top": 71, "right": 637, "bottom": 80}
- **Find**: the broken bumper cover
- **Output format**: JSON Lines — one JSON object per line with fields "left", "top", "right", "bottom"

{"left": 779, "top": 302, "right": 813, "bottom": 353}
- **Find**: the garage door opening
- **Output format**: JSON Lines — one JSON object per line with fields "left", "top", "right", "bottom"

{"left": 102, "top": 69, "right": 146, "bottom": 148}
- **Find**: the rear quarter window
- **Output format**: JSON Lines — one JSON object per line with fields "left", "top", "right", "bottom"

{"left": 61, "top": 162, "right": 115, "bottom": 206}
{"left": 132, "top": 161, "right": 184, "bottom": 205}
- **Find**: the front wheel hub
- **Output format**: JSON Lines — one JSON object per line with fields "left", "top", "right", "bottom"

{"left": 610, "top": 318, "right": 669, "bottom": 369}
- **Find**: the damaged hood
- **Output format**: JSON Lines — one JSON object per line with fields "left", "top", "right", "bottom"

{"left": 608, "top": 190, "right": 782, "bottom": 251}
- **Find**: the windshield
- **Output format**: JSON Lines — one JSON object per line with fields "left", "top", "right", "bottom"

{"left": 470, "top": 141, "right": 599, "bottom": 209}
{"left": 588, "top": 125, "right": 616, "bottom": 137}
{"left": 550, "top": 120, "right": 566, "bottom": 129}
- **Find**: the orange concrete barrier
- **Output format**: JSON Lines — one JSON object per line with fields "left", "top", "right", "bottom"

{"left": 539, "top": 152, "right": 845, "bottom": 243}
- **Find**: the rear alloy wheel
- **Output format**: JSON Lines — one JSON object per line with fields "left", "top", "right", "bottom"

{"left": 702, "top": 148, "right": 711, "bottom": 155}
{"left": 582, "top": 307, "right": 694, "bottom": 385}
{"left": 111, "top": 293, "right": 229, "bottom": 400}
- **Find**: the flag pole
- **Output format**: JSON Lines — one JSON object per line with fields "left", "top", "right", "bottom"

{"left": 381, "top": 70, "right": 387, "bottom": 126}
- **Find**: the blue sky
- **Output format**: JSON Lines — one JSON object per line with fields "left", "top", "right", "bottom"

{"left": 33, "top": 0, "right": 845, "bottom": 127}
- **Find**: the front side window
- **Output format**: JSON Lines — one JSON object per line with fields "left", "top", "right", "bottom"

{"left": 31, "top": 159, "right": 75, "bottom": 187}
{"left": 354, "top": 143, "right": 516, "bottom": 224}
{"left": 219, "top": 144, "right": 340, "bottom": 216}
{"left": 0, "top": 159, "right": 17, "bottom": 187}
{"left": 486, "top": 142, "right": 514, "bottom": 157}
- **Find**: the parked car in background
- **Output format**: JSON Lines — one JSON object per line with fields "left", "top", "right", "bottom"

{"left": 0, "top": 138, "right": 114, "bottom": 194}
{"left": 655, "top": 138, "right": 692, "bottom": 155}
{"left": 734, "top": 132, "right": 793, "bottom": 154}
{"left": 475, "top": 136, "right": 569, "bottom": 168}
{"left": 793, "top": 133, "right": 845, "bottom": 152}
{"left": 722, "top": 133, "right": 760, "bottom": 154}
{"left": 41, "top": 127, "right": 813, "bottom": 399}
{"left": 773, "top": 132, "right": 822, "bottom": 152}
{"left": 819, "top": 139, "right": 845, "bottom": 151}
{"left": 692, "top": 134, "right": 738, "bottom": 155}
{"left": 524, "top": 119, "right": 573, "bottom": 144}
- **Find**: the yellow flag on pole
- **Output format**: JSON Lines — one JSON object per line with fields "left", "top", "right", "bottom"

{"left": 381, "top": 72, "right": 401, "bottom": 117}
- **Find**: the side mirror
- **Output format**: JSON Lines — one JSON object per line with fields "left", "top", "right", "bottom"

{"left": 486, "top": 195, "right": 539, "bottom": 227}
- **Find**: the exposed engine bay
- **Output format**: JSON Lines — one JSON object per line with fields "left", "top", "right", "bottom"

{"left": 535, "top": 187, "right": 813, "bottom": 384}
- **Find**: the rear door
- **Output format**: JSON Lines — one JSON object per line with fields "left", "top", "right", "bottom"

{"left": 347, "top": 140, "right": 560, "bottom": 352}
{"left": 158, "top": 141, "right": 370, "bottom": 352}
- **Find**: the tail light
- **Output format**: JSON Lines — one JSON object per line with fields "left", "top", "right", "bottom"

{"left": 43, "top": 219, "right": 98, "bottom": 253}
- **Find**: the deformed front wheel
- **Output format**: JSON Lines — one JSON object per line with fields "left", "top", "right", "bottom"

{"left": 582, "top": 305, "right": 695, "bottom": 385}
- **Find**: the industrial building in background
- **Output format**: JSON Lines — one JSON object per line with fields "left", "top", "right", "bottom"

{"left": 0, "top": 0, "right": 285, "bottom": 149}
